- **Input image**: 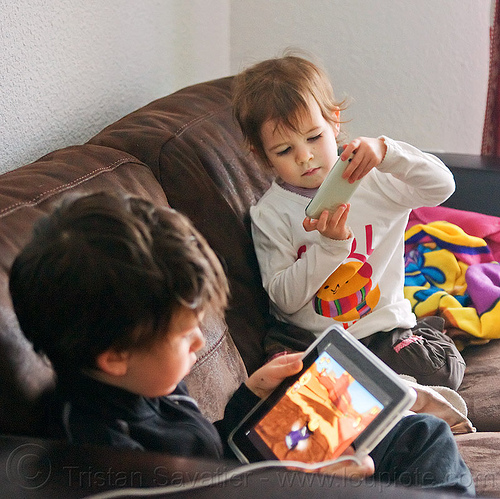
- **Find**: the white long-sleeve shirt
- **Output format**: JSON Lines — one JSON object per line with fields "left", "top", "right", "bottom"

{"left": 250, "top": 137, "right": 455, "bottom": 339}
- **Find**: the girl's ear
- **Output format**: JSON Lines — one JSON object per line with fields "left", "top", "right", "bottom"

{"left": 95, "top": 348, "right": 130, "bottom": 377}
{"left": 250, "top": 145, "right": 274, "bottom": 171}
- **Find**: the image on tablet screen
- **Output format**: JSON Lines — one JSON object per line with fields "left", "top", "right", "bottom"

{"left": 249, "top": 351, "right": 384, "bottom": 463}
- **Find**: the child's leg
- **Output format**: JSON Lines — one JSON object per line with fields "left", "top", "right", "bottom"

{"left": 263, "top": 319, "right": 317, "bottom": 361}
{"left": 369, "top": 413, "right": 474, "bottom": 494}
{"left": 361, "top": 316, "right": 465, "bottom": 389}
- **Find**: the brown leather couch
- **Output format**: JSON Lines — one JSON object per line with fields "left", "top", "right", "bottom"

{"left": 1, "top": 76, "right": 499, "bottom": 497}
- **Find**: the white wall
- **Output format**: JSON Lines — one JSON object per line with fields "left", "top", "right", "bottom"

{"left": 230, "top": 0, "right": 491, "bottom": 155}
{"left": 0, "top": 0, "right": 230, "bottom": 173}
{"left": 0, "top": 1, "right": 492, "bottom": 173}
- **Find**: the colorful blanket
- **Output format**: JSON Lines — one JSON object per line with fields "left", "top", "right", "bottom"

{"left": 408, "top": 206, "right": 500, "bottom": 262}
{"left": 404, "top": 219, "right": 500, "bottom": 347}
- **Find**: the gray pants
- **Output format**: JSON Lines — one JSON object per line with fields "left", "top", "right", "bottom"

{"left": 360, "top": 316, "right": 466, "bottom": 390}
{"left": 265, "top": 315, "right": 465, "bottom": 389}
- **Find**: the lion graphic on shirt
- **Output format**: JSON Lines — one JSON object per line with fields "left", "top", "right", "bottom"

{"left": 312, "top": 225, "right": 380, "bottom": 323}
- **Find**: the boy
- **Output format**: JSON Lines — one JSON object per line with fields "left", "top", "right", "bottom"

{"left": 9, "top": 191, "right": 473, "bottom": 493}
{"left": 9, "top": 191, "right": 303, "bottom": 458}
{"left": 233, "top": 54, "right": 465, "bottom": 389}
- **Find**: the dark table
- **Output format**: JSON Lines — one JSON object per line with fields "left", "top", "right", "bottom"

{"left": 436, "top": 153, "right": 500, "bottom": 218}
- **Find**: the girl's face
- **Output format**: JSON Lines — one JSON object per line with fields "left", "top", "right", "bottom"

{"left": 260, "top": 97, "right": 340, "bottom": 189}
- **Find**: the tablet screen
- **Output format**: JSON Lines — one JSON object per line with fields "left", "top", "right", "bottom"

{"left": 246, "top": 350, "right": 384, "bottom": 463}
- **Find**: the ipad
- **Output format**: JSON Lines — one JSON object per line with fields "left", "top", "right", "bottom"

{"left": 228, "top": 325, "right": 416, "bottom": 465}
{"left": 305, "top": 155, "right": 361, "bottom": 219}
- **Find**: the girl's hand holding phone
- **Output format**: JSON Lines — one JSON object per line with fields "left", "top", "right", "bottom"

{"left": 303, "top": 203, "right": 351, "bottom": 241}
{"left": 341, "top": 137, "right": 387, "bottom": 183}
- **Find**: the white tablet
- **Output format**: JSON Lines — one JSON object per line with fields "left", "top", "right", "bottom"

{"left": 228, "top": 325, "right": 416, "bottom": 464}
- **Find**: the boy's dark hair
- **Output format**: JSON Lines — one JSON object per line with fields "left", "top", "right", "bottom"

{"left": 9, "top": 191, "right": 228, "bottom": 378}
{"left": 232, "top": 53, "right": 346, "bottom": 168}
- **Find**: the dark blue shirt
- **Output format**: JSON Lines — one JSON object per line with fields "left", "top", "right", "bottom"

{"left": 50, "top": 373, "right": 259, "bottom": 459}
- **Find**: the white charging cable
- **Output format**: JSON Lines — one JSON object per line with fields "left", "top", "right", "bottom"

{"left": 82, "top": 454, "right": 364, "bottom": 499}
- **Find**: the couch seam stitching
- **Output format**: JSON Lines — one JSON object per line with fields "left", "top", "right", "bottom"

{"left": 158, "top": 105, "right": 231, "bottom": 191}
{"left": 155, "top": 101, "right": 232, "bottom": 187}
{"left": 0, "top": 157, "right": 138, "bottom": 219}
{"left": 172, "top": 104, "right": 231, "bottom": 138}
{"left": 191, "top": 333, "right": 227, "bottom": 369}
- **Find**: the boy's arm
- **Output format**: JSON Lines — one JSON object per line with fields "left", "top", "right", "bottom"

{"left": 213, "top": 383, "right": 261, "bottom": 458}
{"left": 214, "top": 353, "right": 302, "bottom": 456}
{"left": 373, "top": 136, "right": 455, "bottom": 208}
{"left": 61, "top": 407, "right": 147, "bottom": 451}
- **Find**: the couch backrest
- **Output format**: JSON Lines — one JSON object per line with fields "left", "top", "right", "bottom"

{"left": 90, "top": 77, "right": 275, "bottom": 375}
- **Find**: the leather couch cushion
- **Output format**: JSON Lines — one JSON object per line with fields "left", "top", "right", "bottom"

{"left": 0, "top": 144, "right": 166, "bottom": 435}
{"left": 90, "top": 77, "right": 275, "bottom": 374}
{"left": 184, "top": 312, "right": 247, "bottom": 422}
{"left": 459, "top": 340, "right": 500, "bottom": 432}
{"left": 456, "top": 432, "right": 500, "bottom": 497}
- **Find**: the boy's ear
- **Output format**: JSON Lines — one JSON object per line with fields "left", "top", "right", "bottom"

{"left": 95, "top": 348, "right": 130, "bottom": 377}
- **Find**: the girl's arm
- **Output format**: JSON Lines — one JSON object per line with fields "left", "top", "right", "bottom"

{"left": 373, "top": 136, "right": 455, "bottom": 208}
{"left": 251, "top": 205, "right": 352, "bottom": 315}
{"left": 340, "top": 136, "right": 454, "bottom": 209}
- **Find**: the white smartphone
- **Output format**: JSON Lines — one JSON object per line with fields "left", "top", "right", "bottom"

{"left": 305, "top": 155, "right": 361, "bottom": 219}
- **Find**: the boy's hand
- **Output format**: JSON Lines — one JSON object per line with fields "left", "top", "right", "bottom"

{"left": 303, "top": 203, "right": 351, "bottom": 240}
{"left": 341, "top": 137, "right": 387, "bottom": 183}
{"left": 245, "top": 352, "right": 303, "bottom": 399}
{"left": 319, "top": 447, "right": 375, "bottom": 478}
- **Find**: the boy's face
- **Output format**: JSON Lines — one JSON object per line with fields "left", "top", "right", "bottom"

{"left": 119, "top": 307, "right": 205, "bottom": 398}
{"left": 260, "top": 97, "right": 340, "bottom": 189}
